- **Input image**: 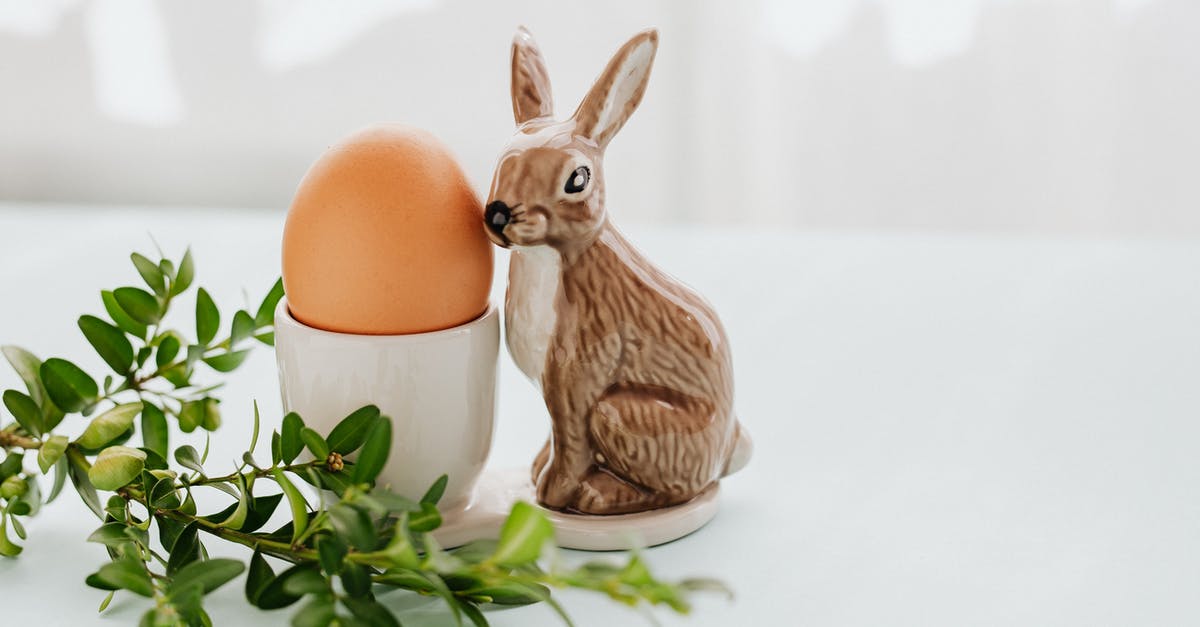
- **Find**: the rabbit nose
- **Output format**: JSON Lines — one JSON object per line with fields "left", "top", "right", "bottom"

{"left": 485, "top": 201, "right": 511, "bottom": 235}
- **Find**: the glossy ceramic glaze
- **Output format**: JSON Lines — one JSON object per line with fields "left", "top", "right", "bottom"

{"left": 483, "top": 28, "right": 752, "bottom": 516}
{"left": 274, "top": 298, "right": 499, "bottom": 509}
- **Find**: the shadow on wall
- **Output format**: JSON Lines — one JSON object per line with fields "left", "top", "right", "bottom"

{"left": 0, "top": 0, "right": 1197, "bottom": 236}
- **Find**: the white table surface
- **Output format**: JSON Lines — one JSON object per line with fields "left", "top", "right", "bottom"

{"left": 1, "top": 204, "right": 1198, "bottom": 626}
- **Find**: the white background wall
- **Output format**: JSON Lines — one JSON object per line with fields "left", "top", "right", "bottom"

{"left": 1, "top": 0, "right": 1197, "bottom": 236}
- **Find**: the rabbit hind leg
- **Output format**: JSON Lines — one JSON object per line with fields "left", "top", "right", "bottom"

{"left": 587, "top": 385, "right": 722, "bottom": 504}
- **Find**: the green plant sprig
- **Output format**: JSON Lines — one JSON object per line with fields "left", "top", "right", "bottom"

{"left": 0, "top": 247, "right": 282, "bottom": 538}
{"left": 0, "top": 248, "right": 729, "bottom": 627}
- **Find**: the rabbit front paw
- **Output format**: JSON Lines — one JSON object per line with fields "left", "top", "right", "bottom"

{"left": 534, "top": 465, "right": 581, "bottom": 510}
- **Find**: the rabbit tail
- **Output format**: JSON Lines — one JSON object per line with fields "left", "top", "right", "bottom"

{"left": 722, "top": 422, "right": 753, "bottom": 477}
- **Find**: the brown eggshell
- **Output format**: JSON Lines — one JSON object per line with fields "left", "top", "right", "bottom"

{"left": 282, "top": 124, "right": 492, "bottom": 335}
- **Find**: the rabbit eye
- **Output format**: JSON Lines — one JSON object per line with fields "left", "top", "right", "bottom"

{"left": 564, "top": 166, "right": 590, "bottom": 194}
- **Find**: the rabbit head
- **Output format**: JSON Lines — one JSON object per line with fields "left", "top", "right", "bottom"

{"left": 484, "top": 27, "right": 659, "bottom": 250}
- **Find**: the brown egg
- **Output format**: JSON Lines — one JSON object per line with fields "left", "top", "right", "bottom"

{"left": 282, "top": 124, "right": 493, "bottom": 335}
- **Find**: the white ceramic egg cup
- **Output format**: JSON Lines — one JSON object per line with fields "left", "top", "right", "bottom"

{"left": 274, "top": 298, "right": 718, "bottom": 550}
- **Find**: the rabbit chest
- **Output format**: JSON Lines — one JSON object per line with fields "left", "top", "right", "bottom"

{"left": 504, "top": 245, "right": 561, "bottom": 385}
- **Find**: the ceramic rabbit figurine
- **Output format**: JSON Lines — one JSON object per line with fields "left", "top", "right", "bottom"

{"left": 483, "top": 27, "right": 752, "bottom": 515}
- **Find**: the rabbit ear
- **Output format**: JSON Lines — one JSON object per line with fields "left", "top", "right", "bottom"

{"left": 573, "top": 29, "right": 658, "bottom": 148}
{"left": 511, "top": 26, "right": 554, "bottom": 125}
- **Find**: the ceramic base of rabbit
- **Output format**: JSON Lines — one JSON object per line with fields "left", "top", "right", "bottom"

{"left": 483, "top": 27, "right": 752, "bottom": 517}
{"left": 433, "top": 468, "right": 721, "bottom": 550}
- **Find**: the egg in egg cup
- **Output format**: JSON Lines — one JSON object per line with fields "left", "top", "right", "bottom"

{"left": 276, "top": 125, "right": 500, "bottom": 512}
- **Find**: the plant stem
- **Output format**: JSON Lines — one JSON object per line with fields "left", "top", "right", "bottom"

{"left": 0, "top": 432, "right": 40, "bottom": 450}
{"left": 183, "top": 461, "right": 323, "bottom": 487}
{"left": 152, "top": 507, "right": 315, "bottom": 563}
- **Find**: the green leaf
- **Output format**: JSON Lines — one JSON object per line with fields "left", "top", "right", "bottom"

{"left": 87, "top": 522, "right": 137, "bottom": 548}
{"left": 113, "top": 286, "right": 161, "bottom": 325}
{"left": 1, "top": 475, "right": 27, "bottom": 500}
{"left": 0, "top": 451, "right": 22, "bottom": 480}
{"left": 78, "top": 315, "right": 134, "bottom": 374}
{"left": 273, "top": 468, "right": 309, "bottom": 544}
{"left": 136, "top": 345, "right": 152, "bottom": 369}
{"left": 161, "top": 364, "right": 190, "bottom": 389}
{"left": 458, "top": 600, "right": 488, "bottom": 627}
{"left": 252, "top": 563, "right": 315, "bottom": 610}
{"left": 374, "top": 569, "right": 437, "bottom": 592}
{"left": 169, "top": 558, "right": 245, "bottom": 596}
{"left": 376, "top": 519, "right": 419, "bottom": 569}
{"left": 417, "top": 572, "right": 463, "bottom": 626}
{"left": 271, "top": 431, "right": 282, "bottom": 465}
{"left": 91, "top": 554, "right": 154, "bottom": 597}
{"left": 203, "top": 493, "right": 282, "bottom": 534}
{"left": 299, "top": 468, "right": 353, "bottom": 495}
{"left": 352, "top": 417, "right": 391, "bottom": 485}
{"left": 174, "top": 445, "right": 204, "bottom": 474}
{"left": 178, "top": 398, "right": 220, "bottom": 433}
{"left": 76, "top": 402, "right": 142, "bottom": 449}
{"left": 249, "top": 400, "right": 262, "bottom": 454}
{"left": 490, "top": 502, "right": 554, "bottom": 567}
{"left": 339, "top": 563, "right": 372, "bottom": 598}
{"left": 131, "top": 253, "right": 166, "bottom": 295}
{"left": 195, "top": 288, "right": 219, "bottom": 345}
{"left": 256, "top": 278, "right": 285, "bottom": 327}
{"left": 316, "top": 535, "right": 348, "bottom": 576}
{"left": 300, "top": 428, "right": 329, "bottom": 460}
{"left": 281, "top": 568, "right": 328, "bottom": 596}
{"left": 89, "top": 446, "right": 147, "bottom": 491}
{"left": 421, "top": 474, "right": 449, "bottom": 505}
{"left": 167, "top": 585, "right": 205, "bottom": 622}
{"left": 0, "top": 516, "right": 23, "bottom": 556}
{"left": 342, "top": 597, "right": 399, "bottom": 627}
{"left": 8, "top": 499, "right": 32, "bottom": 518}
{"left": 68, "top": 449, "right": 103, "bottom": 517}
{"left": 84, "top": 573, "right": 118, "bottom": 592}
{"left": 37, "top": 434, "right": 68, "bottom": 473}
{"left": 166, "top": 522, "right": 201, "bottom": 575}
{"left": 292, "top": 596, "right": 337, "bottom": 627}
{"left": 358, "top": 491, "right": 420, "bottom": 515}
{"left": 140, "top": 403, "right": 168, "bottom": 459}
{"left": 143, "top": 450, "right": 170, "bottom": 471}
{"left": 230, "top": 310, "right": 255, "bottom": 347}
{"left": 464, "top": 581, "right": 550, "bottom": 606}
{"left": 2, "top": 346, "right": 51, "bottom": 410}
{"left": 1, "top": 347, "right": 39, "bottom": 400}
{"left": 280, "top": 412, "right": 304, "bottom": 463}
{"left": 3, "top": 389, "right": 43, "bottom": 436}
{"left": 171, "top": 248, "right": 194, "bottom": 297}
{"left": 407, "top": 502, "right": 442, "bottom": 533}
{"left": 327, "top": 405, "right": 381, "bottom": 455}
{"left": 45, "top": 456, "right": 68, "bottom": 504}
{"left": 5, "top": 345, "right": 63, "bottom": 430}
{"left": 155, "top": 334, "right": 181, "bottom": 368}
{"left": 328, "top": 504, "right": 377, "bottom": 551}
{"left": 149, "top": 473, "right": 181, "bottom": 508}
{"left": 217, "top": 475, "right": 250, "bottom": 530}
{"left": 202, "top": 349, "right": 250, "bottom": 373}
{"left": 245, "top": 550, "right": 275, "bottom": 606}
{"left": 39, "top": 358, "right": 98, "bottom": 413}
{"left": 101, "top": 290, "right": 147, "bottom": 339}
